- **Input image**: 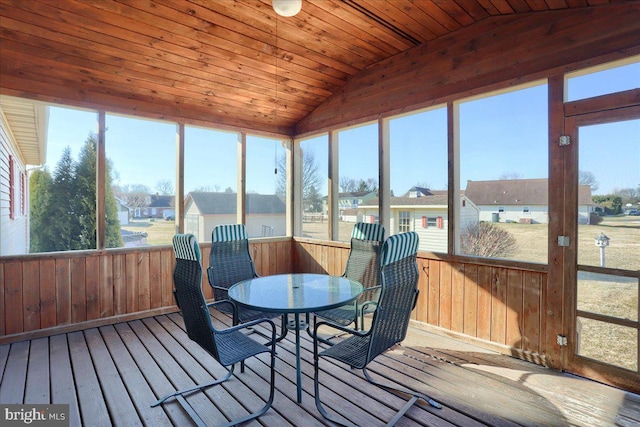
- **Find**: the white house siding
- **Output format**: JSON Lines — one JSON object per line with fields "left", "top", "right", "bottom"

{"left": 361, "top": 197, "right": 479, "bottom": 253}
{"left": 478, "top": 205, "right": 549, "bottom": 224}
{"left": 412, "top": 210, "right": 448, "bottom": 253}
{"left": 578, "top": 206, "right": 591, "bottom": 224}
{"left": 0, "top": 113, "right": 28, "bottom": 255}
{"left": 184, "top": 210, "right": 285, "bottom": 243}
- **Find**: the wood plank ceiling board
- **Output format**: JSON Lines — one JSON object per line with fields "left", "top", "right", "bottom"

{"left": 0, "top": 0, "right": 632, "bottom": 138}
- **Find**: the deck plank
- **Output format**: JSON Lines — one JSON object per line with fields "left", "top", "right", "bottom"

{"left": 99, "top": 325, "right": 173, "bottom": 426}
{"left": 159, "top": 314, "right": 295, "bottom": 427}
{"left": 2, "top": 312, "right": 640, "bottom": 427}
{"left": 66, "top": 331, "right": 111, "bottom": 426}
{"left": 83, "top": 328, "right": 142, "bottom": 426}
{"left": 113, "top": 322, "right": 192, "bottom": 426}
{"left": 24, "top": 337, "right": 50, "bottom": 404}
{"left": 127, "top": 318, "right": 228, "bottom": 424}
{"left": 0, "top": 340, "right": 28, "bottom": 403}
{"left": 49, "top": 334, "right": 82, "bottom": 427}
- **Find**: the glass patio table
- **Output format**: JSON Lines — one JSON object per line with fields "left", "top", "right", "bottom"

{"left": 228, "top": 273, "right": 363, "bottom": 403}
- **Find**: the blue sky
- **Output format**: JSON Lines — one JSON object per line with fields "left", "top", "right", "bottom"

{"left": 45, "top": 61, "right": 639, "bottom": 197}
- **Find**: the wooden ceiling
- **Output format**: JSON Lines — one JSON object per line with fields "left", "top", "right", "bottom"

{"left": 0, "top": 0, "right": 632, "bottom": 136}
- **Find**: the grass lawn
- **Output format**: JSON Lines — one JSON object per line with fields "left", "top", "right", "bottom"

{"left": 121, "top": 218, "right": 176, "bottom": 245}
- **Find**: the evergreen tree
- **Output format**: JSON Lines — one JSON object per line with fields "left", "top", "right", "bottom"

{"left": 29, "top": 134, "right": 123, "bottom": 252}
{"left": 50, "top": 147, "right": 81, "bottom": 250}
{"left": 29, "top": 168, "right": 55, "bottom": 252}
{"left": 76, "top": 133, "right": 123, "bottom": 249}
{"left": 105, "top": 158, "right": 124, "bottom": 248}
{"left": 75, "top": 136, "right": 98, "bottom": 248}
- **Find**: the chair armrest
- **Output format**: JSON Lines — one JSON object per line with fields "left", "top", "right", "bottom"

{"left": 216, "top": 318, "right": 277, "bottom": 346}
{"left": 206, "top": 299, "right": 239, "bottom": 325}
{"left": 358, "top": 300, "right": 378, "bottom": 314}
{"left": 313, "top": 319, "right": 368, "bottom": 340}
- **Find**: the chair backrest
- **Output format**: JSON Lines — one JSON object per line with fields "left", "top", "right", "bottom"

{"left": 367, "top": 231, "right": 420, "bottom": 362}
{"left": 173, "top": 234, "right": 219, "bottom": 359}
{"left": 344, "top": 223, "right": 385, "bottom": 292}
{"left": 209, "top": 224, "right": 257, "bottom": 301}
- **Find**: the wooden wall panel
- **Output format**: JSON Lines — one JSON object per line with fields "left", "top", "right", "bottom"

{"left": 55, "top": 259, "right": 70, "bottom": 325}
{"left": 70, "top": 257, "right": 86, "bottom": 324}
{"left": 0, "top": 238, "right": 548, "bottom": 366}
{"left": 522, "top": 271, "right": 543, "bottom": 355}
{"left": 463, "top": 264, "right": 478, "bottom": 337}
{"left": 451, "top": 262, "right": 465, "bottom": 333}
{"left": 506, "top": 269, "right": 524, "bottom": 348}
{"left": 85, "top": 256, "right": 100, "bottom": 321}
{"left": 22, "top": 260, "right": 40, "bottom": 332}
{"left": 149, "top": 251, "right": 162, "bottom": 309}
{"left": 491, "top": 268, "right": 508, "bottom": 345}
{"left": 112, "top": 254, "right": 125, "bottom": 316}
{"left": 427, "top": 259, "right": 440, "bottom": 326}
{"left": 39, "top": 259, "right": 56, "bottom": 328}
{"left": 137, "top": 252, "right": 150, "bottom": 312}
{"left": 439, "top": 262, "right": 453, "bottom": 330}
{"left": 99, "top": 254, "right": 113, "bottom": 318}
{"left": 4, "top": 262, "right": 22, "bottom": 335}
{"left": 476, "top": 265, "right": 493, "bottom": 341}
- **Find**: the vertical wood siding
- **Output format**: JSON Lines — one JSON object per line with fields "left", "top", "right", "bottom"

{"left": 2, "top": 238, "right": 545, "bottom": 361}
{"left": 0, "top": 239, "right": 293, "bottom": 342}
{"left": 293, "top": 239, "right": 547, "bottom": 359}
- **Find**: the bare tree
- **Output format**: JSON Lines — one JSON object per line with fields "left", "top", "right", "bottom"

{"left": 460, "top": 222, "right": 517, "bottom": 258}
{"left": 192, "top": 184, "right": 221, "bottom": 192}
{"left": 114, "top": 184, "right": 151, "bottom": 218}
{"left": 579, "top": 170, "right": 599, "bottom": 193}
{"left": 276, "top": 149, "right": 322, "bottom": 200}
{"left": 155, "top": 179, "right": 174, "bottom": 195}
{"left": 499, "top": 172, "right": 523, "bottom": 180}
{"left": 340, "top": 176, "right": 358, "bottom": 192}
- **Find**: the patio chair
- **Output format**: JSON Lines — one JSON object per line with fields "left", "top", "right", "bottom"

{"left": 153, "top": 233, "right": 276, "bottom": 427}
{"left": 206, "top": 224, "right": 286, "bottom": 340}
{"left": 312, "top": 231, "right": 442, "bottom": 426}
{"left": 312, "top": 223, "right": 385, "bottom": 342}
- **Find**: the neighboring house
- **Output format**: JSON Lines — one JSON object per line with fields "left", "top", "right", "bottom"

{"left": 321, "top": 191, "right": 377, "bottom": 220}
{"left": 464, "top": 179, "right": 593, "bottom": 224}
{"left": 114, "top": 196, "right": 130, "bottom": 225}
{"left": 359, "top": 191, "right": 479, "bottom": 253}
{"left": 0, "top": 96, "right": 48, "bottom": 256}
{"left": 135, "top": 194, "right": 174, "bottom": 219}
{"left": 184, "top": 192, "right": 286, "bottom": 241}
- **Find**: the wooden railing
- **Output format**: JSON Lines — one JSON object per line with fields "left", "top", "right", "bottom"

{"left": 0, "top": 237, "right": 293, "bottom": 344}
{"left": 293, "top": 237, "right": 549, "bottom": 363}
{"left": 1, "top": 236, "right": 548, "bottom": 365}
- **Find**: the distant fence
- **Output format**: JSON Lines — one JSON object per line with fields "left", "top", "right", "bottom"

{"left": 303, "top": 214, "right": 325, "bottom": 223}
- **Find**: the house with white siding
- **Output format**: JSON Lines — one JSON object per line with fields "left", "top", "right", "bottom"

{"left": 184, "top": 192, "right": 286, "bottom": 242}
{"left": 359, "top": 189, "right": 479, "bottom": 253}
{"left": 321, "top": 191, "right": 377, "bottom": 221}
{"left": 464, "top": 179, "right": 593, "bottom": 224}
{"left": 0, "top": 96, "right": 48, "bottom": 256}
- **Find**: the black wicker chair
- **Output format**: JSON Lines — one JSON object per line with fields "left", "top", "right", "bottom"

{"left": 313, "top": 231, "right": 442, "bottom": 426}
{"left": 206, "top": 224, "right": 286, "bottom": 340}
{"left": 152, "top": 233, "right": 276, "bottom": 427}
{"left": 312, "top": 223, "right": 384, "bottom": 342}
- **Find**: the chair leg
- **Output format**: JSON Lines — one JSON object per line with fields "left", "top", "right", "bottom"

{"left": 153, "top": 351, "right": 277, "bottom": 427}
{"left": 152, "top": 368, "right": 234, "bottom": 407}
{"left": 313, "top": 354, "right": 358, "bottom": 427}
{"left": 362, "top": 367, "right": 442, "bottom": 426}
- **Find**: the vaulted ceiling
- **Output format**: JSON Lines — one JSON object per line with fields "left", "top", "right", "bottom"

{"left": 0, "top": 0, "right": 636, "bottom": 137}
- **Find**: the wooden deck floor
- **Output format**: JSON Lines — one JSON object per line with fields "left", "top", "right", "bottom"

{"left": 1, "top": 309, "right": 639, "bottom": 426}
